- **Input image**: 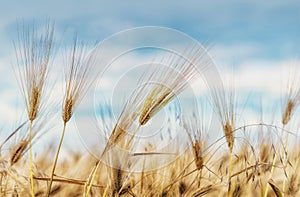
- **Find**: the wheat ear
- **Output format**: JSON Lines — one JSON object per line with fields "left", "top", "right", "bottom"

{"left": 47, "top": 38, "right": 92, "bottom": 196}
{"left": 14, "top": 22, "right": 54, "bottom": 196}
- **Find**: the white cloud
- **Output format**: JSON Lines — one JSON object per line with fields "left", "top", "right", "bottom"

{"left": 210, "top": 43, "right": 264, "bottom": 64}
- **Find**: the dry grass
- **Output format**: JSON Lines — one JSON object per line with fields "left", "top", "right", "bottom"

{"left": 1, "top": 23, "right": 300, "bottom": 197}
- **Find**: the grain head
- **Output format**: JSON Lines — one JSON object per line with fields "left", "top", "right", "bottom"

{"left": 15, "top": 22, "right": 54, "bottom": 122}
{"left": 62, "top": 37, "right": 93, "bottom": 124}
{"left": 223, "top": 121, "right": 234, "bottom": 153}
{"left": 282, "top": 99, "right": 296, "bottom": 125}
{"left": 62, "top": 98, "right": 73, "bottom": 123}
{"left": 10, "top": 140, "right": 29, "bottom": 166}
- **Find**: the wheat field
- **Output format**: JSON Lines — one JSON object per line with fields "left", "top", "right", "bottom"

{"left": 0, "top": 23, "right": 299, "bottom": 197}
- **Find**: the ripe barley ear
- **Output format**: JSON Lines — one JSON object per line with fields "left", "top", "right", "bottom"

{"left": 15, "top": 22, "right": 54, "bottom": 197}
{"left": 62, "top": 98, "right": 73, "bottom": 123}
{"left": 282, "top": 99, "right": 295, "bottom": 125}
{"left": 223, "top": 121, "right": 234, "bottom": 153}
{"left": 10, "top": 140, "right": 29, "bottom": 166}
{"left": 47, "top": 38, "right": 93, "bottom": 197}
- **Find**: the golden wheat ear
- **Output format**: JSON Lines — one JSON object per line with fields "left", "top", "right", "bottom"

{"left": 211, "top": 83, "right": 237, "bottom": 197}
{"left": 14, "top": 22, "right": 54, "bottom": 122}
{"left": 14, "top": 21, "right": 55, "bottom": 197}
{"left": 183, "top": 115, "right": 206, "bottom": 189}
{"left": 276, "top": 65, "right": 300, "bottom": 196}
{"left": 282, "top": 92, "right": 300, "bottom": 126}
{"left": 10, "top": 140, "right": 29, "bottom": 166}
{"left": 85, "top": 47, "right": 208, "bottom": 195}
{"left": 125, "top": 47, "right": 206, "bottom": 148}
{"left": 47, "top": 37, "right": 94, "bottom": 197}
{"left": 281, "top": 64, "right": 300, "bottom": 126}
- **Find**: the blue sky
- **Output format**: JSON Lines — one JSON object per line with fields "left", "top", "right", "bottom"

{"left": 0, "top": 1, "right": 299, "bottom": 58}
{"left": 0, "top": 1, "right": 300, "bottom": 152}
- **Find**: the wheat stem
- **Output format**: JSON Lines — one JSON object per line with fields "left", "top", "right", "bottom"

{"left": 29, "top": 120, "right": 34, "bottom": 197}
{"left": 102, "top": 179, "right": 110, "bottom": 197}
{"left": 227, "top": 151, "right": 233, "bottom": 197}
{"left": 282, "top": 127, "right": 290, "bottom": 197}
{"left": 47, "top": 122, "right": 67, "bottom": 197}
{"left": 263, "top": 147, "right": 279, "bottom": 197}
{"left": 85, "top": 160, "right": 101, "bottom": 197}
{"left": 84, "top": 124, "right": 141, "bottom": 196}
{"left": 282, "top": 177, "right": 286, "bottom": 197}
{"left": 197, "top": 169, "right": 203, "bottom": 188}
{"left": 264, "top": 125, "right": 286, "bottom": 197}
{"left": 126, "top": 124, "right": 141, "bottom": 149}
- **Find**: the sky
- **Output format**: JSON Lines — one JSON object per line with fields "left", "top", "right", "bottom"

{"left": 0, "top": 1, "right": 300, "bottom": 155}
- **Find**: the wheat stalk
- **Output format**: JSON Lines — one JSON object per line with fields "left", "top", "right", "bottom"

{"left": 85, "top": 47, "right": 205, "bottom": 195}
{"left": 211, "top": 85, "right": 236, "bottom": 197}
{"left": 128, "top": 48, "right": 203, "bottom": 147}
{"left": 269, "top": 67, "right": 300, "bottom": 197}
{"left": 14, "top": 22, "right": 54, "bottom": 197}
{"left": 183, "top": 112, "right": 206, "bottom": 188}
{"left": 47, "top": 37, "right": 93, "bottom": 197}
{"left": 10, "top": 140, "right": 29, "bottom": 166}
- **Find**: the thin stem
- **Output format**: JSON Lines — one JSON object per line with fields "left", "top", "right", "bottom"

{"left": 102, "top": 179, "right": 111, "bottom": 197}
{"left": 47, "top": 122, "right": 67, "bottom": 197}
{"left": 0, "top": 121, "right": 27, "bottom": 149}
{"left": 263, "top": 147, "right": 278, "bottom": 197}
{"left": 282, "top": 126, "right": 290, "bottom": 197}
{"left": 126, "top": 124, "right": 141, "bottom": 149}
{"left": 263, "top": 125, "right": 285, "bottom": 197}
{"left": 227, "top": 151, "right": 233, "bottom": 197}
{"left": 197, "top": 169, "right": 203, "bottom": 188}
{"left": 29, "top": 120, "right": 35, "bottom": 197}
{"left": 85, "top": 160, "right": 101, "bottom": 197}
{"left": 85, "top": 124, "right": 142, "bottom": 196}
{"left": 84, "top": 138, "right": 116, "bottom": 196}
{"left": 33, "top": 176, "right": 104, "bottom": 188}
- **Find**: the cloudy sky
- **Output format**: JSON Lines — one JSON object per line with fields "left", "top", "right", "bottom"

{"left": 0, "top": 1, "right": 299, "bottom": 153}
